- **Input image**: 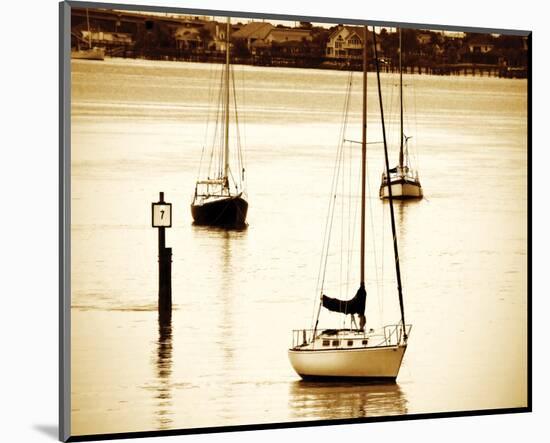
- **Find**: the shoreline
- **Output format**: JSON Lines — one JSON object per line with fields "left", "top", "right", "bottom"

{"left": 71, "top": 54, "right": 527, "bottom": 79}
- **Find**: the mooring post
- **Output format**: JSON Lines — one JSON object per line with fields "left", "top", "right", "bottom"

{"left": 158, "top": 246, "right": 172, "bottom": 316}
{"left": 152, "top": 192, "right": 172, "bottom": 321}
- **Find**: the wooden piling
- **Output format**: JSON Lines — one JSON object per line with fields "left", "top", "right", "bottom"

{"left": 153, "top": 192, "right": 172, "bottom": 319}
{"left": 158, "top": 246, "right": 172, "bottom": 319}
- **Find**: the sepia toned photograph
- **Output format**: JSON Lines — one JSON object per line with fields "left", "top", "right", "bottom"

{"left": 61, "top": 1, "right": 530, "bottom": 440}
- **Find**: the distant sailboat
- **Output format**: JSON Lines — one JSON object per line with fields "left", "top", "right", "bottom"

{"left": 288, "top": 26, "right": 411, "bottom": 380}
{"left": 191, "top": 17, "right": 248, "bottom": 228}
{"left": 72, "top": 9, "right": 105, "bottom": 61}
{"left": 379, "top": 28, "right": 422, "bottom": 199}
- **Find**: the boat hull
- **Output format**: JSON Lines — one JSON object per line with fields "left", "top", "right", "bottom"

{"left": 191, "top": 195, "right": 248, "bottom": 228}
{"left": 380, "top": 179, "right": 423, "bottom": 199}
{"left": 288, "top": 345, "right": 407, "bottom": 380}
{"left": 71, "top": 48, "right": 105, "bottom": 61}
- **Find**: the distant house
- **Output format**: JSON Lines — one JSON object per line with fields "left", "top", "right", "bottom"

{"left": 202, "top": 21, "right": 234, "bottom": 52}
{"left": 174, "top": 26, "right": 203, "bottom": 50}
{"left": 467, "top": 36, "right": 495, "bottom": 53}
{"left": 265, "top": 28, "right": 312, "bottom": 44}
{"left": 81, "top": 30, "right": 133, "bottom": 45}
{"left": 325, "top": 26, "right": 365, "bottom": 59}
{"left": 270, "top": 40, "right": 307, "bottom": 57}
{"left": 250, "top": 39, "right": 270, "bottom": 56}
{"left": 173, "top": 20, "right": 235, "bottom": 51}
{"left": 265, "top": 28, "right": 313, "bottom": 57}
{"left": 235, "top": 24, "right": 313, "bottom": 56}
{"left": 232, "top": 22, "right": 274, "bottom": 49}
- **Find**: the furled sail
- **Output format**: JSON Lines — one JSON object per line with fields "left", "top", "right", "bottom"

{"left": 322, "top": 284, "right": 366, "bottom": 316}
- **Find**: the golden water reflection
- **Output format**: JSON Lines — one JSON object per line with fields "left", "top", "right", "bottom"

{"left": 289, "top": 380, "right": 407, "bottom": 420}
{"left": 70, "top": 58, "right": 528, "bottom": 435}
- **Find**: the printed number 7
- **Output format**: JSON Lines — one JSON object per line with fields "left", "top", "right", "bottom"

{"left": 160, "top": 210, "right": 164, "bottom": 219}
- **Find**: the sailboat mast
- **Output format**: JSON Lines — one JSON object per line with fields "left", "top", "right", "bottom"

{"left": 86, "top": 9, "right": 92, "bottom": 49}
{"left": 399, "top": 28, "right": 404, "bottom": 169}
{"left": 360, "top": 26, "right": 368, "bottom": 285}
{"left": 223, "top": 17, "right": 230, "bottom": 183}
{"left": 372, "top": 27, "right": 408, "bottom": 340}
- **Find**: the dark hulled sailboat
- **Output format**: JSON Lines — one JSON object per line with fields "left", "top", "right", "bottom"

{"left": 191, "top": 18, "right": 248, "bottom": 228}
{"left": 191, "top": 189, "right": 248, "bottom": 227}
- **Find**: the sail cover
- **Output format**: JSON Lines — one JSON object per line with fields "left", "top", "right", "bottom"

{"left": 322, "top": 285, "right": 366, "bottom": 315}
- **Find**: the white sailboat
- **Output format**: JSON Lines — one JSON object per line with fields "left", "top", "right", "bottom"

{"left": 379, "top": 28, "right": 422, "bottom": 199}
{"left": 191, "top": 17, "right": 248, "bottom": 228}
{"left": 288, "top": 26, "right": 411, "bottom": 381}
{"left": 72, "top": 9, "right": 105, "bottom": 61}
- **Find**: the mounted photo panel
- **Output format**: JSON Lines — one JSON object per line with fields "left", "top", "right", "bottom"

{"left": 59, "top": 1, "right": 531, "bottom": 441}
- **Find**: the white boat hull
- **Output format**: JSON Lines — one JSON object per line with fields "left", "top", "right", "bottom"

{"left": 288, "top": 344, "right": 407, "bottom": 380}
{"left": 380, "top": 181, "right": 422, "bottom": 199}
{"left": 71, "top": 48, "right": 105, "bottom": 61}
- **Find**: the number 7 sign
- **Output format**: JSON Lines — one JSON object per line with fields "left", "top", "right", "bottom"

{"left": 152, "top": 202, "right": 172, "bottom": 227}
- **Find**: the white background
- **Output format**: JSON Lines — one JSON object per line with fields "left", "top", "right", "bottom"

{"left": 1, "top": 0, "right": 546, "bottom": 441}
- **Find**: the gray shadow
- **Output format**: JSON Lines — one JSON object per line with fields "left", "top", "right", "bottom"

{"left": 33, "top": 424, "right": 58, "bottom": 440}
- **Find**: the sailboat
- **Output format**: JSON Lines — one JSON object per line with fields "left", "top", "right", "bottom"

{"left": 191, "top": 17, "right": 248, "bottom": 228}
{"left": 379, "top": 28, "right": 422, "bottom": 199}
{"left": 288, "top": 26, "right": 411, "bottom": 380}
{"left": 72, "top": 9, "right": 105, "bottom": 61}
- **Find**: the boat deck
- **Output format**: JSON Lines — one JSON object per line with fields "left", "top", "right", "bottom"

{"left": 290, "top": 324, "right": 411, "bottom": 352}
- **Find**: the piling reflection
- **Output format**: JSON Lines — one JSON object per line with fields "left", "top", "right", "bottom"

{"left": 288, "top": 380, "right": 407, "bottom": 419}
{"left": 154, "top": 311, "right": 173, "bottom": 430}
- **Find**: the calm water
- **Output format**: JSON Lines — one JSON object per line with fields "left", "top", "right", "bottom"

{"left": 70, "top": 58, "right": 528, "bottom": 436}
